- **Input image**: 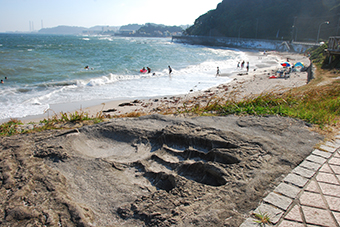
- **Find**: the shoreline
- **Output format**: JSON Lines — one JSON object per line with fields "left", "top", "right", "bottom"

{"left": 6, "top": 51, "right": 310, "bottom": 124}
{"left": 81, "top": 51, "right": 310, "bottom": 119}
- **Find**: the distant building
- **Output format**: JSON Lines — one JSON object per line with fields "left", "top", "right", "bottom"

{"left": 119, "top": 30, "right": 136, "bottom": 35}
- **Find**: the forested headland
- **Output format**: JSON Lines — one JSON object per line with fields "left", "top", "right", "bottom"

{"left": 185, "top": 0, "right": 340, "bottom": 42}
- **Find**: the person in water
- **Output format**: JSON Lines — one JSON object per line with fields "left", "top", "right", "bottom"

{"left": 1, "top": 80, "right": 3, "bottom": 84}
{"left": 85, "top": 65, "right": 89, "bottom": 70}
{"left": 147, "top": 67, "right": 151, "bottom": 73}
{"left": 216, "top": 67, "right": 220, "bottom": 77}
{"left": 168, "top": 65, "right": 172, "bottom": 75}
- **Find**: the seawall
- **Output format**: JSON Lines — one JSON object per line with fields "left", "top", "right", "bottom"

{"left": 172, "top": 36, "right": 319, "bottom": 53}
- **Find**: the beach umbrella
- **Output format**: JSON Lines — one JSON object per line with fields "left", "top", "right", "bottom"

{"left": 294, "top": 62, "right": 304, "bottom": 67}
{"left": 281, "top": 62, "right": 291, "bottom": 67}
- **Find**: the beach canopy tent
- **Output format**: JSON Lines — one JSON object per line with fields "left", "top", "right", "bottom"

{"left": 281, "top": 62, "right": 291, "bottom": 67}
{"left": 294, "top": 62, "right": 304, "bottom": 72}
{"left": 294, "top": 62, "right": 304, "bottom": 67}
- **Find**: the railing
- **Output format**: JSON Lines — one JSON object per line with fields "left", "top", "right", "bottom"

{"left": 172, "top": 35, "right": 319, "bottom": 53}
{"left": 328, "top": 36, "right": 340, "bottom": 53}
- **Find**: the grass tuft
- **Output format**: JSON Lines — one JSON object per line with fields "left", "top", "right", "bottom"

{"left": 0, "top": 119, "right": 24, "bottom": 137}
{"left": 253, "top": 210, "right": 272, "bottom": 226}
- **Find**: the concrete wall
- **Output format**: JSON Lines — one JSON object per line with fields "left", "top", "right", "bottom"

{"left": 172, "top": 36, "right": 318, "bottom": 53}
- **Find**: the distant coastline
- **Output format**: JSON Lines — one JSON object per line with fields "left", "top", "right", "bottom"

{"left": 5, "top": 23, "right": 189, "bottom": 37}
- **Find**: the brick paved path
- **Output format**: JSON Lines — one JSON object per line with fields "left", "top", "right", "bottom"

{"left": 240, "top": 134, "right": 340, "bottom": 227}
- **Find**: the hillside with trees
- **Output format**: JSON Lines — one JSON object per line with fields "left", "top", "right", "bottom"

{"left": 136, "top": 23, "right": 183, "bottom": 37}
{"left": 185, "top": 0, "right": 340, "bottom": 42}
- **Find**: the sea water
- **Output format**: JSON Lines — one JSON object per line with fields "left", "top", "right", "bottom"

{"left": 0, "top": 34, "right": 265, "bottom": 121}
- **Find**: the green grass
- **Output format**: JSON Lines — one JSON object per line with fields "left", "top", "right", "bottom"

{"left": 182, "top": 80, "right": 340, "bottom": 129}
{"left": 0, "top": 111, "right": 108, "bottom": 137}
{"left": 253, "top": 210, "right": 272, "bottom": 226}
{"left": 0, "top": 119, "right": 23, "bottom": 137}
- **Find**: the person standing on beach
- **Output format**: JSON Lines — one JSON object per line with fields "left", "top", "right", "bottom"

{"left": 246, "top": 62, "right": 249, "bottom": 72}
{"left": 168, "top": 65, "right": 172, "bottom": 75}
{"left": 216, "top": 67, "right": 220, "bottom": 77}
{"left": 241, "top": 61, "right": 245, "bottom": 69}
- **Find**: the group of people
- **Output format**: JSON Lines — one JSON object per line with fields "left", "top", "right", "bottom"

{"left": 1, "top": 77, "right": 8, "bottom": 84}
{"left": 141, "top": 66, "right": 172, "bottom": 75}
{"left": 141, "top": 67, "right": 152, "bottom": 73}
{"left": 216, "top": 61, "right": 250, "bottom": 76}
{"left": 237, "top": 61, "right": 250, "bottom": 72}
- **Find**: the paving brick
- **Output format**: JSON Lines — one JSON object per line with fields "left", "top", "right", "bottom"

{"left": 263, "top": 192, "right": 293, "bottom": 211}
{"left": 332, "top": 141, "right": 340, "bottom": 147}
{"left": 305, "top": 180, "right": 320, "bottom": 193}
{"left": 278, "top": 220, "right": 304, "bottom": 227}
{"left": 329, "top": 157, "right": 340, "bottom": 166}
{"left": 312, "top": 149, "right": 333, "bottom": 158}
{"left": 254, "top": 203, "right": 284, "bottom": 224}
{"left": 299, "top": 191, "right": 327, "bottom": 209}
{"left": 316, "top": 172, "right": 340, "bottom": 185}
{"left": 319, "top": 163, "right": 334, "bottom": 173}
{"left": 274, "top": 182, "right": 301, "bottom": 199}
{"left": 330, "top": 164, "right": 340, "bottom": 174}
{"left": 318, "top": 182, "right": 340, "bottom": 197}
{"left": 333, "top": 211, "right": 340, "bottom": 225}
{"left": 283, "top": 173, "right": 309, "bottom": 188}
{"left": 301, "top": 205, "right": 336, "bottom": 226}
{"left": 239, "top": 217, "right": 258, "bottom": 227}
{"left": 325, "top": 141, "right": 339, "bottom": 148}
{"left": 284, "top": 205, "right": 303, "bottom": 223}
{"left": 306, "top": 154, "right": 327, "bottom": 164}
{"left": 299, "top": 160, "right": 321, "bottom": 172}
{"left": 319, "top": 145, "right": 336, "bottom": 153}
{"left": 324, "top": 195, "right": 340, "bottom": 212}
{"left": 292, "top": 166, "right": 316, "bottom": 178}
{"left": 335, "top": 151, "right": 340, "bottom": 158}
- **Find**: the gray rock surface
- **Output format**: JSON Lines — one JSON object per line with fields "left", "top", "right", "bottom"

{"left": 0, "top": 114, "right": 323, "bottom": 226}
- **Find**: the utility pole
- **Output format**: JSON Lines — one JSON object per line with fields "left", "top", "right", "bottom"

{"left": 291, "top": 16, "right": 297, "bottom": 42}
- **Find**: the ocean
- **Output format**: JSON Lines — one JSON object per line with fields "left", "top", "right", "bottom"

{"left": 0, "top": 34, "right": 259, "bottom": 121}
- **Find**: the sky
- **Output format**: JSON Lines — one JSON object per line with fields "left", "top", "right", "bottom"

{"left": 0, "top": 0, "right": 222, "bottom": 32}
